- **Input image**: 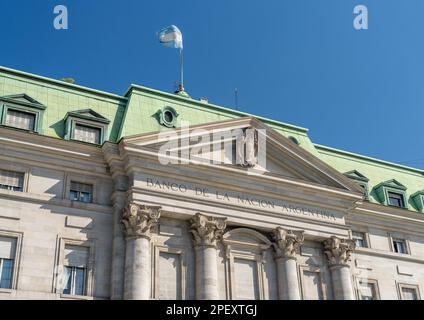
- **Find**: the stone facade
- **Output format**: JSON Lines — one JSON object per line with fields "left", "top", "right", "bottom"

{"left": 0, "top": 67, "right": 423, "bottom": 300}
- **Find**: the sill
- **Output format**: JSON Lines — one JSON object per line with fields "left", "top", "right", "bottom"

{"left": 69, "top": 139, "right": 101, "bottom": 147}
{"left": 60, "top": 293, "right": 93, "bottom": 300}
{"left": 0, "top": 125, "right": 39, "bottom": 134}
{"left": 0, "top": 288, "right": 13, "bottom": 294}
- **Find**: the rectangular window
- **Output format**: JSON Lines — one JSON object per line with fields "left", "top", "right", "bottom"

{"left": 234, "top": 258, "right": 260, "bottom": 300}
{"left": 359, "top": 281, "right": 379, "bottom": 300}
{"left": 388, "top": 191, "right": 405, "bottom": 208}
{"left": 158, "top": 252, "right": 182, "bottom": 300}
{"left": 401, "top": 287, "right": 419, "bottom": 300}
{"left": 73, "top": 124, "right": 101, "bottom": 144}
{"left": 393, "top": 238, "right": 407, "bottom": 254}
{"left": 352, "top": 231, "right": 367, "bottom": 248}
{"left": 0, "top": 169, "right": 24, "bottom": 192}
{"left": 0, "top": 237, "right": 16, "bottom": 289}
{"left": 69, "top": 182, "right": 93, "bottom": 203}
{"left": 63, "top": 245, "right": 89, "bottom": 296}
{"left": 302, "top": 271, "right": 324, "bottom": 300}
{"left": 5, "top": 109, "right": 35, "bottom": 131}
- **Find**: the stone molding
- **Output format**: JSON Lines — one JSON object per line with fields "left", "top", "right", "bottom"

{"left": 323, "top": 236, "right": 355, "bottom": 266}
{"left": 272, "top": 227, "right": 304, "bottom": 259}
{"left": 190, "top": 213, "right": 227, "bottom": 247}
{"left": 121, "top": 203, "right": 161, "bottom": 239}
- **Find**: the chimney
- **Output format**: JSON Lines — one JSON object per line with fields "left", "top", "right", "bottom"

{"left": 199, "top": 97, "right": 208, "bottom": 103}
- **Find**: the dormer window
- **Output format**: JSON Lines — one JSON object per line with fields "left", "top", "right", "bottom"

{"left": 0, "top": 94, "right": 46, "bottom": 133}
{"left": 374, "top": 179, "right": 408, "bottom": 209}
{"left": 343, "top": 170, "right": 369, "bottom": 200}
{"left": 64, "top": 109, "right": 110, "bottom": 145}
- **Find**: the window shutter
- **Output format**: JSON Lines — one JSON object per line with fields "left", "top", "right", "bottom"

{"left": 0, "top": 170, "right": 24, "bottom": 188}
{"left": 0, "top": 237, "right": 16, "bottom": 259}
{"left": 70, "top": 182, "right": 93, "bottom": 193}
{"left": 5, "top": 110, "right": 35, "bottom": 130}
{"left": 64, "top": 245, "right": 89, "bottom": 268}
{"left": 74, "top": 125, "right": 100, "bottom": 144}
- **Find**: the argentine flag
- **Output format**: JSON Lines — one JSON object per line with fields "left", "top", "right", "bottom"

{"left": 158, "top": 25, "right": 183, "bottom": 49}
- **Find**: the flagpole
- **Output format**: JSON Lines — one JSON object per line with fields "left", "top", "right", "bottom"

{"left": 180, "top": 48, "right": 184, "bottom": 91}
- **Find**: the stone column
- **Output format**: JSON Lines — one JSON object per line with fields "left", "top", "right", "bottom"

{"left": 109, "top": 191, "right": 127, "bottom": 300}
{"left": 272, "top": 227, "right": 304, "bottom": 300}
{"left": 122, "top": 203, "right": 161, "bottom": 300}
{"left": 190, "top": 213, "right": 226, "bottom": 300}
{"left": 323, "top": 236, "right": 356, "bottom": 300}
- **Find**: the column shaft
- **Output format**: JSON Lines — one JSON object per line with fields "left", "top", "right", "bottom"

{"left": 330, "top": 265, "right": 355, "bottom": 300}
{"left": 195, "top": 246, "right": 219, "bottom": 300}
{"left": 124, "top": 236, "right": 151, "bottom": 300}
{"left": 276, "top": 257, "right": 301, "bottom": 300}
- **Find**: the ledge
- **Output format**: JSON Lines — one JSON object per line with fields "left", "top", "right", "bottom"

{"left": 354, "top": 247, "right": 424, "bottom": 264}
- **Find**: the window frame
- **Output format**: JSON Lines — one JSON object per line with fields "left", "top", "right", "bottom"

{"left": 356, "top": 278, "right": 380, "bottom": 300}
{"left": 0, "top": 95, "right": 45, "bottom": 134}
{"left": 69, "top": 181, "right": 94, "bottom": 204}
{"left": 64, "top": 174, "right": 97, "bottom": 204}
{"left": 397, "top": 282, "right": 421, "bottom": 300}
{"left": 351, "top": 230, "right": 369, "bottom": 249}
{"left": 69, "top": 119, "right": 105, "bottom": 145}
{"left": 388, "top": 233, "right": 411, "bottom": 255}
{"left": 298, "top": 264, "right": 327, "bottom": 300}
{"left": 411, "top": 190, "right": 424, "bottom": 212}
{"left": 375, "top": 180, "right": 408, "bottom": 209}
{"left": 63, "top": 110, "right": 109, "bottom": 146}
{"left": 158, "top": 106, "right": 179, "bottom": 128}
{"left": 387, "top": 191, "right": 406, "bottom": 208}
{"left": 54, "top": 237, "right": 95, "bottom": 299}
{"left": 0, "top": 168, "right": 26, "bottom": 193}
{"left": 0, "top": 231, "right": 23, "bottom": 292}
{"left": 343, "top": 170, "right": 369, "bottom": 200}
{"left": 153, "top": 245, "right": 187, "bottom": 300}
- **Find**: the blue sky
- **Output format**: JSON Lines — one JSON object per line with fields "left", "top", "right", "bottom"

{"left": 1, "top": 0, "right": 423, "bottom": 168}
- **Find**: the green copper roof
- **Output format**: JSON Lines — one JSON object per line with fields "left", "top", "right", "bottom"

{"left": 1, "top": 66, "right": 423, "bottom": 213}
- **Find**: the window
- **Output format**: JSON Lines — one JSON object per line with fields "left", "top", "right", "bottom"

{"left": 69, "top": 182, "right": 93, "bottom": 203}
{"left": 343, "top": 171, "right": 369, "bottom": 200}
{"left": 358, "top": 280, "right": 379, "bottom": 300}
{"left": 73, "top": 124, "right": 101, "bottom": 144}
{"left": 0, "top": 237, "right": 16, "bottom": 289}
{"left": 398, "top": 283, "right": 421, "bottom": 300}
{"left": 0, "top": 169, "right": 24, "bottom": 192}
{"left": 352, "top": 231, "right": 367, "bottom": 248}
{"left": 0, "top": 94, "right": 45, "bottom": 133}
{"left": 401, "top": 287, "right": 419, "bottom": 300}
{"left": 63, "top": 245, "right": 89, "bottom": 296}
{"left": 388, "top": 192, "right": 405, "bottom": 208}
{"left": 5, "top": 109, "right": 35, "bottom": 130}
{"left": 375, "top": 179, "right": 407, "bottom": 208}
{"left": 392, "top": 238, "right": 407, "bottom": 254}
{"left": 158, "top": 106, "right": 178, "bottom": 128}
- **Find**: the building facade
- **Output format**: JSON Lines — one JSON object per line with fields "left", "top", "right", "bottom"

{"left": 0, "top": 66, "right": 423, "bottom": 300}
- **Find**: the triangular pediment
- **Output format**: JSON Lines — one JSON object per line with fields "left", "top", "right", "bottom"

{"left": 121, "top": 117, "right": 364, "bottom": 193}
{"left": 65, "top": 109, "right": 110, "bottom": 124}
{"left": 0, "top": 94, "right": 45, "bottom": 109}
{"left": 344, "top": 170, "right": 369, "bottom": 182}
{"left": 377, "top": 179, "right": 406, "bottom": 190}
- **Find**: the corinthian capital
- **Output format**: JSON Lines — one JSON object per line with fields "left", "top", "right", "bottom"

{"left": 190, "top": 213, "right": 227, "bottom": 247}
{"left": 323, "top": 236, "right": 355, "bottom": 266}
{"left": 272, "top": 227, "right": 304, "bottom": 259}
{"left": 122, "top": 203, "right": 161, "bottom": 239}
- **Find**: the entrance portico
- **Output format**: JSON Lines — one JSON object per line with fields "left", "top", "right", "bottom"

{"left": 103, "top": 117, "right": 363, "bottom": 300}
